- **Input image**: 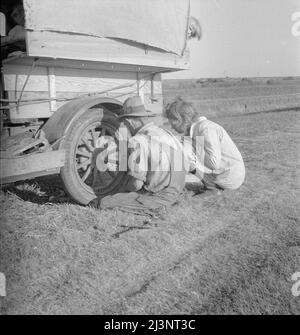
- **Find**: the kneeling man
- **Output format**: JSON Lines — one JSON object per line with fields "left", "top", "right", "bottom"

{"left": 90, "top": 96, "right": 188, "bottom": 217}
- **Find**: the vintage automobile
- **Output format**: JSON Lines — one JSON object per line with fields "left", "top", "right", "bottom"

{"left": 0, "top": 0, "right": 192, "bottom": 204}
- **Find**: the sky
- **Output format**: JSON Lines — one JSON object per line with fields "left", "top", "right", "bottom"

{"left": 164, "top": 0, "right": 300, "bottom": 79}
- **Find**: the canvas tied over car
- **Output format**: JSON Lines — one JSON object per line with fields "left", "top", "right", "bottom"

{"left": 23, "top": 0, "right": 190, "bottom": 55}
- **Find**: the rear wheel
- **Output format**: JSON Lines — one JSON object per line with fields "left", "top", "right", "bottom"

{"left": 60, "top": 107, "right": 128, "bottom": 205}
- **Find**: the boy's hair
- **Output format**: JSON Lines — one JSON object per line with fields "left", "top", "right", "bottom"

{"left": 165, "top": 97, "right": 198, "bottom": 134}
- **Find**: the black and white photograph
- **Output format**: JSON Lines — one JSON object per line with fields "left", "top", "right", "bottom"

{"left": 0, "top": 0, "right": 299, "bottom": 319}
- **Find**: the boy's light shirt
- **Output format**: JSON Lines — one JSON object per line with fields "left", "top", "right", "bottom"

{"left": 190, "top": 116, "right": 244, "bottom": 178}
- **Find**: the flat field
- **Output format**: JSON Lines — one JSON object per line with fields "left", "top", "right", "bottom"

{"left": 0, "top": 77, "right": 299, "bottom": 314}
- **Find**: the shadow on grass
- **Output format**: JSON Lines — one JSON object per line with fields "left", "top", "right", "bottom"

{"left": 2, "top": 174, "right": 72, "bottom": 205}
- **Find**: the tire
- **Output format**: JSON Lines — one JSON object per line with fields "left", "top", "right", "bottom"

{"left": 60, "top": 107, "right": 128, "bottom": 205}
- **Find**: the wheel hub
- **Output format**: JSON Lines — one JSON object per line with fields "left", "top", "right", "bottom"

{"left": 74, "top": 122, "right": 122, "bottom": 193}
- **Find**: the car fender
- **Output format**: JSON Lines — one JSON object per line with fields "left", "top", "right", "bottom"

{"left": 42, "top": 96, "right": 123, "bottom": 144}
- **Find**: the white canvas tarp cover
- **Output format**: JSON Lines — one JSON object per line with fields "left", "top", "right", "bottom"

{"left": 23, "top": 0, "right": 190, "bottom": 55}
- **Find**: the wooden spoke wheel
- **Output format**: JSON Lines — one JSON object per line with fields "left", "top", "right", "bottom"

{"left": 60, "top": 107, "right": 129, "bottom": 205}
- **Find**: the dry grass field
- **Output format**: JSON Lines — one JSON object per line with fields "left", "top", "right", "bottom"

{"left": 163, "top": 76, "right": 300, "bottom": 117}
{"left": 0, "top": 77, "right": 299, "bottom": 315}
